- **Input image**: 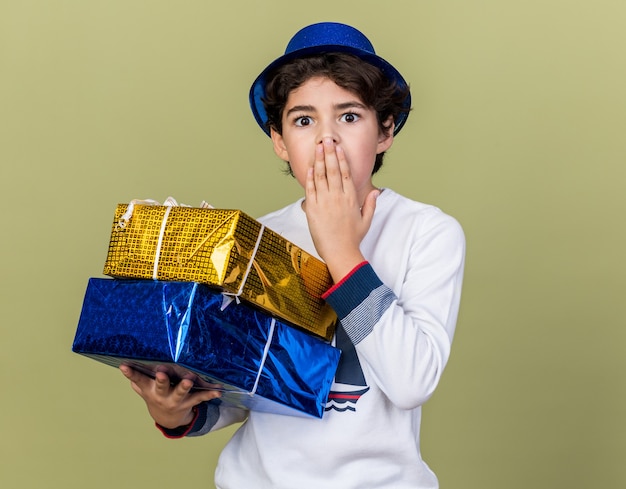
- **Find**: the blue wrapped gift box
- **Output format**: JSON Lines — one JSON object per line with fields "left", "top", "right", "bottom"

{"left": 72, "top": 278, "right": 340, "bottom": 418}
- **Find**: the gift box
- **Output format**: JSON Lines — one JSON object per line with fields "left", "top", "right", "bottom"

{"left": 72, "top": 278, "right": 341, "bottom": 418}
{"left": 103, "top": 200, "right": 336, "bottom": 341}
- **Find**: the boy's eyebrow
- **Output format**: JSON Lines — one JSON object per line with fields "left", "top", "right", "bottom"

{"left": 335, "top": 101, "right": 368, "bottom": 111}
{"left": 285, "top": 105, "right": 316, "bottom": 116}
{"left": 285, "top": 101, "right": 368, "bottom": 116}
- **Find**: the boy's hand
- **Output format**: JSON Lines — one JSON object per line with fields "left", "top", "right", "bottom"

{"left": 304, "top": 138, "right": 379, "bottom": 282}
{"left": 120, "top": 365, "right": 221, "bottom": 429}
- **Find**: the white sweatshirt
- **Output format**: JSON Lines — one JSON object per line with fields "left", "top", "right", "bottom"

{"left": 184, "top": 188, "right": 465, "bottom": 489}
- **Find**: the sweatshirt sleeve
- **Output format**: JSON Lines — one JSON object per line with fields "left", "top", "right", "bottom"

{"left": 323, "top": 212, "right": 465, "bottom": 409}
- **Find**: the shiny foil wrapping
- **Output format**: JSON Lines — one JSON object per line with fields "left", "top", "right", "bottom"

{"left": 72, "top": 278, "right": 341, "bottom": 418}
{"left": 103, "top": 204, "right": 336, "bottom": 340}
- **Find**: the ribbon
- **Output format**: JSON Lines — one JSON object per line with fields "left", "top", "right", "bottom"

{"left": 153, "top": 205, "right": 172, "bottom": 279}
{"left": 117, "top": 196, "right": 213, "bottom": 229}
{"left": 116, "top": 198, "right": 162, "bottom": 229}
{"left": 220, "top": 223, "right": 266, "bottom": 308}
{"left": 251, "top": 317, "right": 276, "bottom": 396}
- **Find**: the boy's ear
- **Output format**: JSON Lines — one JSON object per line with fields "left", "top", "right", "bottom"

{"left": 270, "top": 128, "right": 289, "bottom": 161}
{"left": 377, "top": 118, "right": 395, "bottom": 153}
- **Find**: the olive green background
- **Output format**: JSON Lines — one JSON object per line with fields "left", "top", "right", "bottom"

{"left": 1, "top": 1, "right": 624, "bottom": 487}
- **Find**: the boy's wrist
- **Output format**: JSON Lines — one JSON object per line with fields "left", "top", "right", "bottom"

{"left": 180, "top": 407, "right": 197, "bottom": 427}
{"left": 157, "top": 406, "right": 197, "bottom": 430}
{"left": 325, "top": 252, "right": 366, "bottom": 284}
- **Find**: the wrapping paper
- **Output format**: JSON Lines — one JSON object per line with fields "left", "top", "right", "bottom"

{"left": 72, "top": 278, "right": 340, "bottom": 418}
{"left": 103, "top": 202, "right": 335, "bottom": 340}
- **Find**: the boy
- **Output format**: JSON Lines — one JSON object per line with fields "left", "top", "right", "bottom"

{"left": 121, "top": 22, "right": 465, "bottom": 488}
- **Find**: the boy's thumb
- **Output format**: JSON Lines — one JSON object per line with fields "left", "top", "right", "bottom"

{"left": 361, "top": 189, "right": 380, "bottom": 220}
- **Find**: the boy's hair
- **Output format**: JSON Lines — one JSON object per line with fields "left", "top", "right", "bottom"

{"left": 262, "top": 53, "right": 411, "bottom": 175}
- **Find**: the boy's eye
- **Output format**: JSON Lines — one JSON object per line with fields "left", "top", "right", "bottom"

{"left": 340, "top": 113, "right": 360, "bottom": 123}
{"left": 294, "top": 116, "right": 312, "bottom": 127}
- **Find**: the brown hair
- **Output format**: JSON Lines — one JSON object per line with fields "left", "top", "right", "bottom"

{"left": 262, "top": 53, "right": 411, "bottom": 174}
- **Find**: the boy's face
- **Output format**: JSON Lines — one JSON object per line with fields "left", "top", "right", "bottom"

{"left": 270, "top": 77, "right": 393, "bottom": 201}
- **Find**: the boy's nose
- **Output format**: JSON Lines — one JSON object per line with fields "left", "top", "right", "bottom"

{"left": 316, "top": 123, "right": 340, "bottom": 144}
{"left": 318, "top": 136, "right": 338, "bottom": 145}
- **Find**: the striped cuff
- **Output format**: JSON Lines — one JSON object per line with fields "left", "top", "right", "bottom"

{"left": 323, "top": 262, "right": 396, "bottom": 345}
{"left": 322, "top": 261, "right": 369, "bottom": 299}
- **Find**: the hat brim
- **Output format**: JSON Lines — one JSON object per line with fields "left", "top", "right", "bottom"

{"left": 249, "top": 44, "right": 411, "bottom": 137}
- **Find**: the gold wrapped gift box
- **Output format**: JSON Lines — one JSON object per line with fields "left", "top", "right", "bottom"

{"left": 103, "top": 203, "right": 336, "bottom": 340}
